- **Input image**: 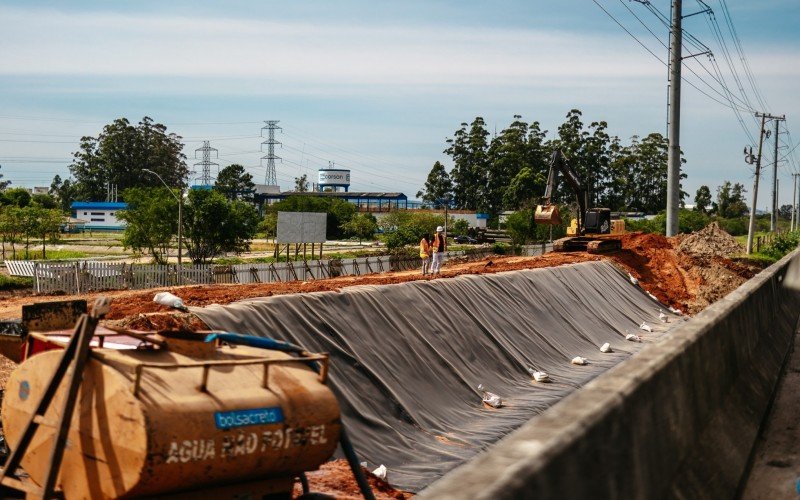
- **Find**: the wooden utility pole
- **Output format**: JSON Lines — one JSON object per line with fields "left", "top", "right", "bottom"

{"left": 666, "top": 0, "right": 683, "bottom": 237}
{"left": 746, "top": 114, "right": 768, "bottom": 254}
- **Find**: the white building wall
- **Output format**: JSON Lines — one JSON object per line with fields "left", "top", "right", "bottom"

{"left": 75, "top": 208, "right": 125, "bottom": 229}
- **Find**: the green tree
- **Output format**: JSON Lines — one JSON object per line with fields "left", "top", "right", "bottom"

{"left": 340, "top": 213, "right": 377, "bottom": 243}
{"left": 445, "top": 117, "right": 490, "bottom": 211}
{"left": 117, "top": 187, "right": 179, "bottom": 264}
{"left": 0, "top": 206, "right": 23, "bottom": 259}
{"left": 504, "top": 167, "right": 543, "bottom": 210}
{"left": 33, "top": 208, "right": 64, "bottom": 259}
{"left": 416, "top": 161, "right": 453, "bottom": 206}
{"left": 729, "top": 182, "right": 748, "bottom": 217}
{"left": 259, "top": 212, "right": 278, "bottom": 241}
{"left": 69, "top": 117, "right": 188, "bottom": 201}
{"left": 294, "top": 174, "right": 309, "bottom": 193}
{"left": 778, "top": 204, "right": 793, "bottom": 220}
{"left": 506, "top": 208, "right": 537, "bottom": 247}
{"left": 50, "top": 175, "right": 78, "bottom": 212}
{"left": 694, "top": 185, "right": 712, "bottom": 214}
{"left": 714, "top": 181, "right": 747, "bottom": 218}
{"left": 31, "top": 193, "right": 59, "bottom": 209}
{"left": 451, "top": 218, "right": 469, "bottom": 236}
{"left": 215, "top": 164, "right": 255, "bottom": 201}
{"left": 18, "top": 206, "right": 40, "bottom": 259}
{"left": 486, "top": 116, "right": 533, "bottom": 215}
{"left": 379, "top": 211, "right": 444, "bottom": 250}
{"left": 2, "top": 187, "right": 32, "bottom": 208}
{"left": 182, "top": 189, "right": 259, "bottom": 264}
{"left": 0, "top": 164, "right": 9, "bottom": 190}
{"left": 551, "top": 110, "right": 612, "bottom": 208}
{"left": 715, "top": 181, "right": 732, "bottom": 217}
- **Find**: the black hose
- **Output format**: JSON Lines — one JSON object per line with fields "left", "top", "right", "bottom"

{"left": 299, "top": 473, "right": 310, "bottom": 495}
{"left": 339, "top": 427, "right": 376, "bottom": 500}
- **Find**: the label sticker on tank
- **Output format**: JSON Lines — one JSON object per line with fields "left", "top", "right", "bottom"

{"left": 214, "top": 407, "right": 285, "bottom": 429}
{"left": 18, "top": 380, "right": 30, "bottom": 401}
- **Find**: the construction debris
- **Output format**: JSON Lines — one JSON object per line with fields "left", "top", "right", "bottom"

{"left": 571, "top": 356, "right": 588, "bottom": 366}
{"left": 677, "top": 221, "right": 745, "bottom": 258}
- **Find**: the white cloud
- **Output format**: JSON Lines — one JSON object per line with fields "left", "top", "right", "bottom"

{"left": 0, "top": 6, "right": 665, "bottom": 87}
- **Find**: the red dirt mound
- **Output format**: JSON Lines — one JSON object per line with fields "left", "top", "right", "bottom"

{"left": 293, "top": 459, "right": 412, "bottom": 499}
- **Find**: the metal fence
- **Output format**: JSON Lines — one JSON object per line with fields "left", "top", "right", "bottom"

{"left": 25, "top": 245, "right": 551, "bottom": 295}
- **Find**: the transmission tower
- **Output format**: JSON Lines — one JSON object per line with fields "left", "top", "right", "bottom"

{"left": 194, "top": 140, "right": 219, "bottom": 186}
{"left": 261, "top": 120, "right": 282, "bottom": 186}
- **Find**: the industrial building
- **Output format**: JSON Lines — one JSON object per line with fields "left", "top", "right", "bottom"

{"left": 70, "top": 201, "right": 128, "bottom": 230}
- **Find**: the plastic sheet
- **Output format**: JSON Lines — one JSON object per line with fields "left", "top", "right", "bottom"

{"left": 193, "top": 261, "right": 676, "bottom": 491}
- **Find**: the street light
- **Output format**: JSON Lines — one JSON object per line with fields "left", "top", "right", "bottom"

{"left": 142, "top": 169, "right": 183, "bottom": 276}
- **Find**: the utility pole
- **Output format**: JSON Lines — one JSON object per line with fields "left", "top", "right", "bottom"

{"left": 666, "top": 0, "right": 683, "bottom": 237}
{"left": 746, "top": 115, "right": 768, "bottom": 254}
{"left": 770, "top": 117, "right": 785, "bottom": 230}
{"left": 194, "top": 140, "right": 219, "bottom": 187}
{"left": 261, "top": 120, "right": 282, "bottom": 186}
{"left": 789, "top": 174, "right": 797, "bottom": 231}
{"left": 795, "top": 173, "right": 800, "bottom": 231}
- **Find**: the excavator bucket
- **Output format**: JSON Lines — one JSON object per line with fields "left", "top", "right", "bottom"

{"left": 534, "top": 204, "right": 562, "bottom": 225}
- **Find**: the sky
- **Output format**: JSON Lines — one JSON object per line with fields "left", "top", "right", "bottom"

{"left": 0, "top": 0, "right": 798, "bottom": 209}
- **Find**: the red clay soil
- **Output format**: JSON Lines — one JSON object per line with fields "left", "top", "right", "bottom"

{"left": 293, "top": 459, "right": 412, "bottom": 499}
{"left": 0, "top": 233, "right": 761, "bottom": 322}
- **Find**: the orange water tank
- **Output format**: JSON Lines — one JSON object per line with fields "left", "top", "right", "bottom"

{"left": 1, "top": 334, "right": 341, "bottom": 498}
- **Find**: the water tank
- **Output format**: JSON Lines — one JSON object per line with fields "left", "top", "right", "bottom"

{"left": 1, "top": 332, "right": 341, "bottom": 498}
{"left": 317, "top": 169, "right": 350, "bottom": 192}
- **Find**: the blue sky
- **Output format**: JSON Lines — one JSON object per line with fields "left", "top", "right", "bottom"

{"left": 1, "top": 1, "right": 798, "bottom": 207}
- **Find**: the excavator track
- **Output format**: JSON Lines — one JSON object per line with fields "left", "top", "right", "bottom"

{"left": 553, "top": 236, "right": 621, "bottom": 254}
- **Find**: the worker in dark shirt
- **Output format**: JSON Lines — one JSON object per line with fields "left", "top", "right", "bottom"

{"left": 431, "top": 226, "right": 446, "bottom": 276}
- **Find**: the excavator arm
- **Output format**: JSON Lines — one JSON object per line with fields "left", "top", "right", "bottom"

{"left": 536, "top": 150, "right": 588, "bottom": 231}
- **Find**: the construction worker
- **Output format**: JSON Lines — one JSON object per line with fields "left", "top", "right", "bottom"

{"left": 419, "top": 234, "right": 431, "bottom": 275}
{"left": 431, "top": 226, "right": 446, "bottom": 276}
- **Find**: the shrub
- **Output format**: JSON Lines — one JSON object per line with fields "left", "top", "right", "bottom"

{"left": 717, "top": 218, "right": 748, "bottom": 236}
{"left": 763, "top": 231, "right": 800, "bottom": 260}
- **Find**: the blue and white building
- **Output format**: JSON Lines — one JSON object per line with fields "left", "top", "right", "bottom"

{"left": 70, "top": 202, "right": 128, "bottom": 230}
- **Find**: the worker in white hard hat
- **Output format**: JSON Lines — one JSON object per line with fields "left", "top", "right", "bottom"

{"left": 431, "top": 225, "right": 446, "bottom": 276}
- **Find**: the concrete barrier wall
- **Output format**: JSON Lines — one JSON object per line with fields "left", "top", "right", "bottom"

{"left": 422, "top": 249, "right": 800, "bottom": 500}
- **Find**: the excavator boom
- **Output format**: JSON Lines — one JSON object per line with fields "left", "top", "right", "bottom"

{"left": 535, "top": 150, "right": 587, "bottom": 228}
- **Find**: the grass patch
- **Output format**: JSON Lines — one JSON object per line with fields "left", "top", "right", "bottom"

{"left": 0, "top": 275, "right": 33, "bottom": 290}
{"left": 735, "top": 253, "right": 779, "bottom": 266}
{"left": 16, "top": 249, "right": 91, "bottom": 260}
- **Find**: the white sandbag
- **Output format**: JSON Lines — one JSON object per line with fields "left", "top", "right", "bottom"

{"left": 153, "top": 291, "right": 187, "bottom": 311}
{"left": 571, "top": 356, "right": 588, "bottom": 366}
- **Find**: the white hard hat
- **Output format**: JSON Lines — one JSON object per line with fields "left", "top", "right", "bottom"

{"left": 436, "top": 226, "right": 444, "bottom": 232}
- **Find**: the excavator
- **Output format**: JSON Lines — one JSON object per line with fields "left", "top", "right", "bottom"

{"left": 534, "top": 150, "right": 623, "bottom": 254}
